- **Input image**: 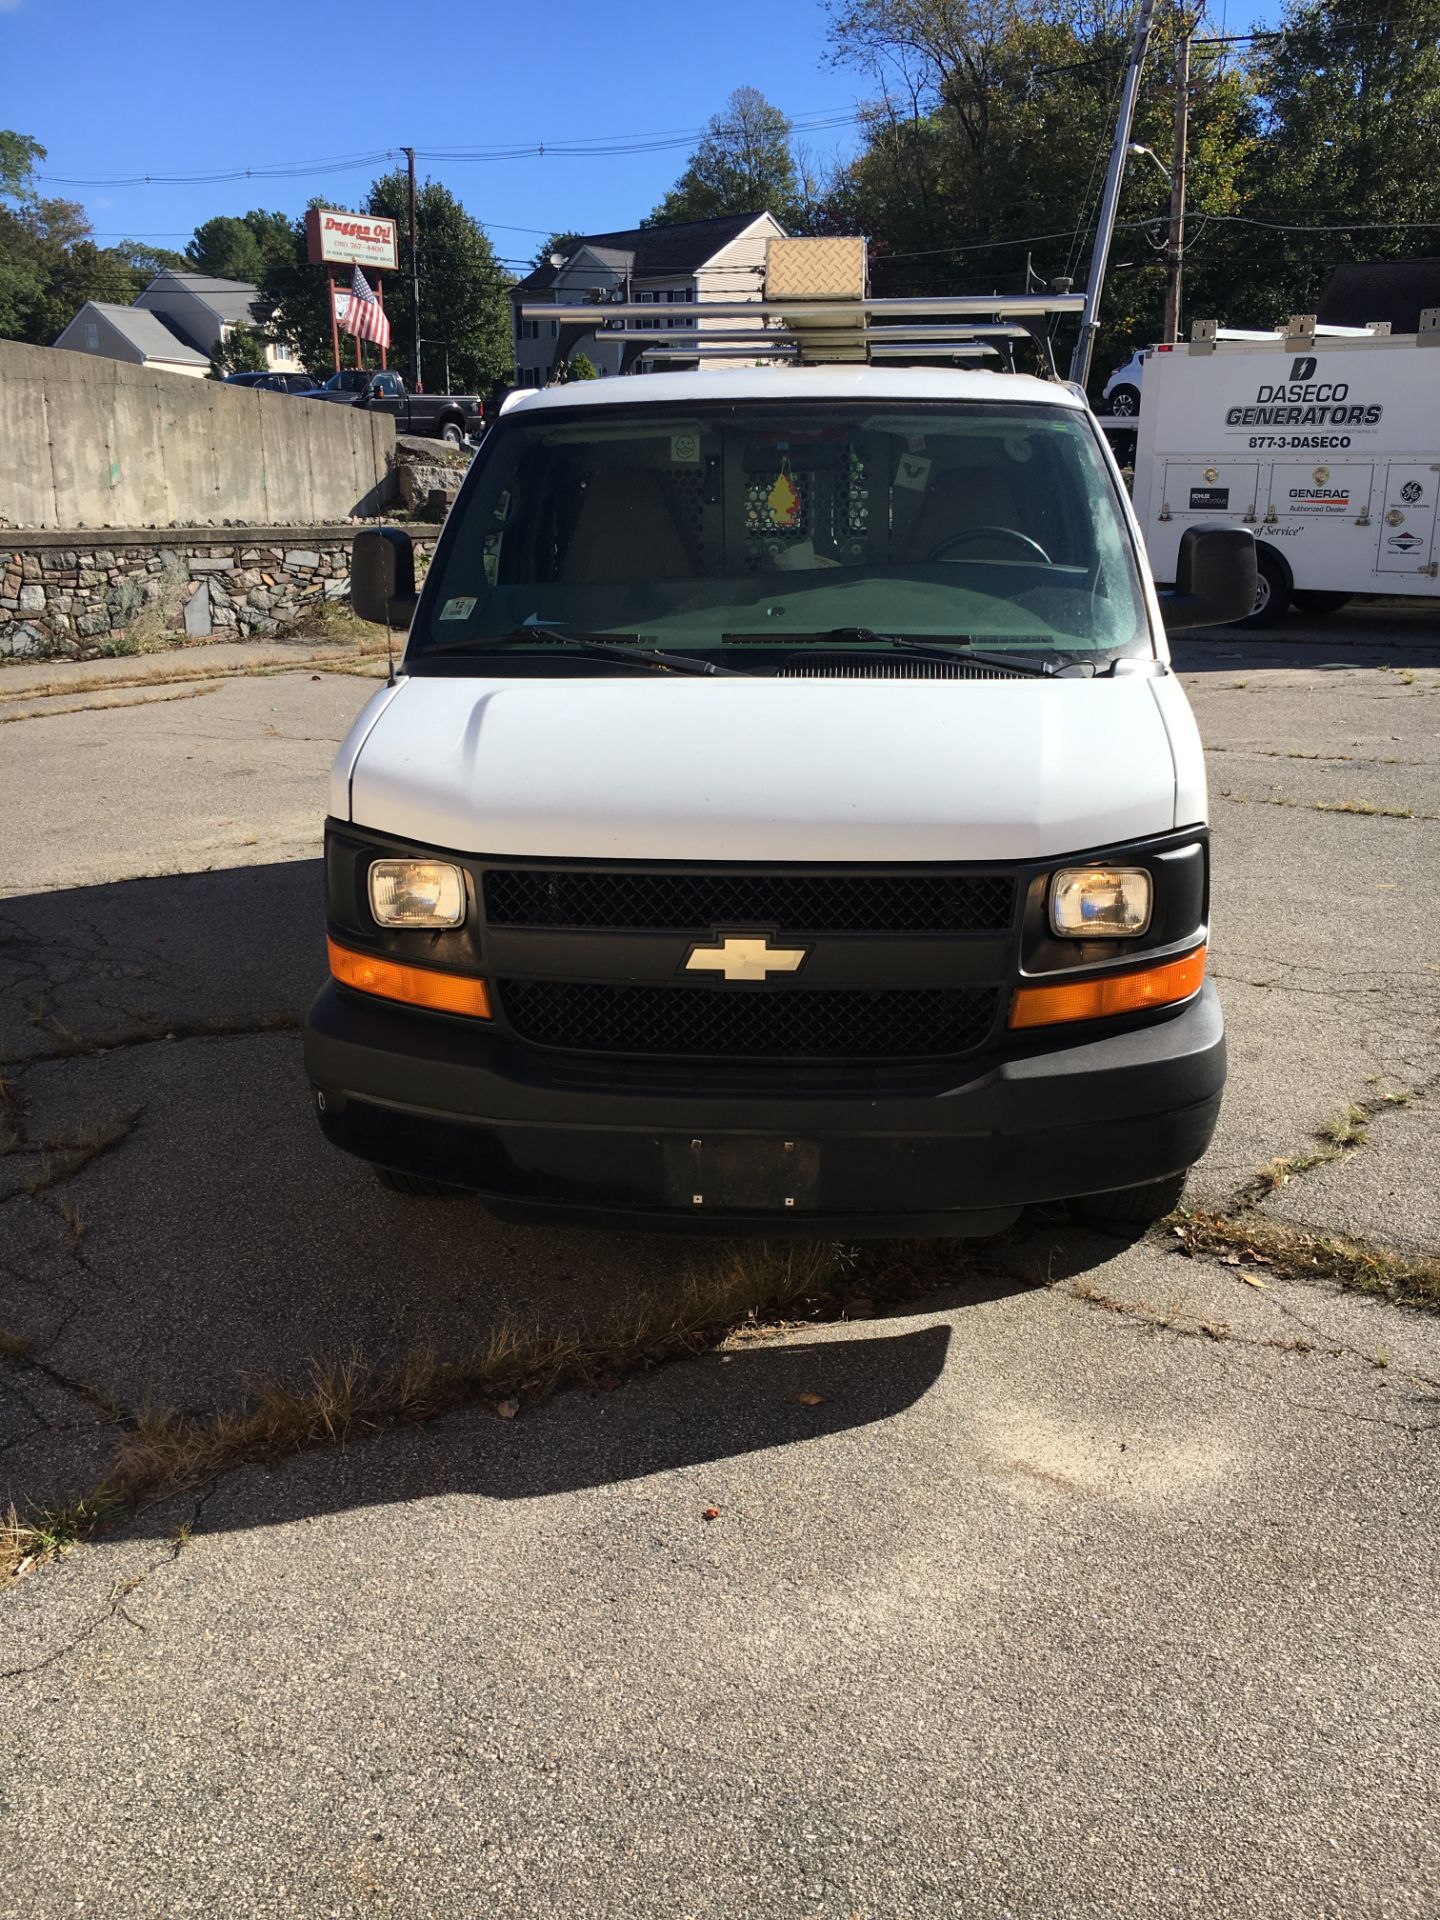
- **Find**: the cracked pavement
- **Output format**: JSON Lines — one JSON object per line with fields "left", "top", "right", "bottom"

{"left": 1, "top": 618, "right": 1438, "bottom": 1919}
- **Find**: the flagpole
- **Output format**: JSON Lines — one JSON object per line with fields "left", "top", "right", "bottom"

{"left": 328, "top": 275, "right": 341, "bottom": 375}
{"left": 377, "top": 278, "right": 387, "bottom": 372}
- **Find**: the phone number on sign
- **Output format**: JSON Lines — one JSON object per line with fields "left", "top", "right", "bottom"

{"left": 1246, "top": 434, "right": 1353, "bottom": 450}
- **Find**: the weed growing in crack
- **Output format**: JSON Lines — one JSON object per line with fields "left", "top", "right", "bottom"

{"left": 2, "top": 1492, "right": 120, "bottom": 1583}
{"left": 1172, "top": 1212, "right": 1440, "bottom": 1309}
{"left": 0, "top": 1236, "right": 967, "bottom": 1577}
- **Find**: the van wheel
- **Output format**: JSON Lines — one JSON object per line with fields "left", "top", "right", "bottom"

{"left": 1075, "top": 1170, "right": 1189, "bottom": 1228}
{"left": 1236, "top": 546, "right": 1292, "bottom": 628}
{"left": 373, "top": 1165, "right": 460, "bottom": 1196}
{"left": 1291, "top": 590, "right": 1352, "bottom": 616}
{"left": 1108, "top": 383, "right": 1141, "bottom": 418}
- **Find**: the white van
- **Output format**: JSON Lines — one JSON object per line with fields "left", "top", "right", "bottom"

{"left": 303, "top": 266, "right": 1253, "bottom": 1237}
{"left": 1132, "top": 317, "right": 1440, "bottom": 624}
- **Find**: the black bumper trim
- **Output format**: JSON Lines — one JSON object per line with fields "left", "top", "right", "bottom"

{"left": 304, "top": 978, "right": 1226, "bottom": 1234}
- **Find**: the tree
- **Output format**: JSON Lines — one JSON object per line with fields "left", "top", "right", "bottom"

{"left": 210, "top": 321, "right": 269, "bottom": 378}
{"left": 564, "top": 351, "right": 600, "bottom": 381}
{"left": 187, "top": 209, "right": 295, "bottom": 284}
{"left": 0, "top": 191, "right": 148, "bottom": 343}
{"left": 0, "top": 129, "right": 44, "bottom": 205}
{"left": 825, "top": 1, "right": 1257, "bottom": 376}
{"left": 258, "top": 177, "right": 513, "bottom": 387}
{"left": 366, "top": 170, "right": 513, "bottom": 392}
{"left": 650, "top": 87, "right": 806, "bottom": 229}
{"left": 1242, "top": 0, "right": 1440, "bottom": 316}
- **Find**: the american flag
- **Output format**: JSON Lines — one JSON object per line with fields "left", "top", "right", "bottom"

{"left": 338, "top": 264, "right": 391, "bottom": 349}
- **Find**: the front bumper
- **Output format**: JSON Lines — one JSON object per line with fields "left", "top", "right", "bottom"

{"left": 303, "top": 979, "right": 1225, "bottom": 1236}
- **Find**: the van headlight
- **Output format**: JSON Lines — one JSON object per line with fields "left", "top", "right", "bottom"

{"left": 368, "top": 859, "right": 466, "bottom": 928}
{"left": 1050, "top": 867, "right": 1152, "bottom": 938}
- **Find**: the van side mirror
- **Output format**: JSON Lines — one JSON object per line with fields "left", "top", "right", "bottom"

{"left": 1160, "top": 525, "right": 1257, "bottom": 631}
{"left": 351, "top": 527, "right": 417, "bottom": 627}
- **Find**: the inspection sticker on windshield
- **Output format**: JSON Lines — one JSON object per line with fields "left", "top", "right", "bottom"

{"left": 671, "top": 431, "right": 701, "bottom": 465}
{"left": 439, "top": 596, "right": 476, "bottom": 621}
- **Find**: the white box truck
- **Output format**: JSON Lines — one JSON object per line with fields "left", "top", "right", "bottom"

{"left": 1131, "top": 315, "right": 1440, "bottom": 624}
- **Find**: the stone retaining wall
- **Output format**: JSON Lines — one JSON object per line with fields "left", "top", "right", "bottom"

{"left": 0, "top": 528, "right": 436, "bottom": 660}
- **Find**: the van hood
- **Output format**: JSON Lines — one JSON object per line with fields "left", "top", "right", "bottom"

{"left": 341, "top": 673, "right": 1186, "bottom": 863}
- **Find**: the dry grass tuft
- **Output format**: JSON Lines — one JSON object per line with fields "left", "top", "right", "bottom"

{"left": 2, "top": 1492, "right": 119, "bottom": 1584}
{"left": 273, "top": 598, "right": 380, "bottom": 648}
{"left": 26, "top": 1112, "right": 141, "bottom": 1196}
{"left": 1, "top": 1236, "right": 919, "bottom": 1577}
{"left": 1172, "top": 1211, "right": 1440, "bottom": 1310}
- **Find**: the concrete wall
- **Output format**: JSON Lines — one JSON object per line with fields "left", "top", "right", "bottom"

{"left": 0, "top": 337, "right": 395, "bottom": 530}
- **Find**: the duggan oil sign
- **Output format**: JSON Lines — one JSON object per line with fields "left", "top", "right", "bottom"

{"left": 305, "top": 207, "right": 399, "bottom": 273}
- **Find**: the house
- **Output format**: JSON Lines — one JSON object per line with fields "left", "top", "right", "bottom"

{"left": 509, "top": 211, "right": 788, "bottom": 386}
{"left": 134, "top": 270, "right": 302, "bottom": 372}
{"left": 54, "top": 269, "right": 303, "bottom": 376}
{"left": 51, "top": 302, "right": 213, "bottom": 379}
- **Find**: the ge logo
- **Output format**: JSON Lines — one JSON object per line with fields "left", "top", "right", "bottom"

{"left": 1401, "top": 481, "right": 1424, "bottom": 504}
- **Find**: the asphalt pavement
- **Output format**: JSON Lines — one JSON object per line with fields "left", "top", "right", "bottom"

{"left": 1, "top": 610, "right": 1437, "bottom": 1919}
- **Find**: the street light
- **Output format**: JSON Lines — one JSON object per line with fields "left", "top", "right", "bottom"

{"left": 1127, "top": 141, "right": 1173, "bottom": 184}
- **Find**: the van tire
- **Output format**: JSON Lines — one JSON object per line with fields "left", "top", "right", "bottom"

{"left": 1075, "top": 1170, "right": 1190, "bottom": 1228}
{"left": 1291, "top": 590, "right": 1352, "bottom": 616}
{"left": 1237, "top": 545, "right": 1292, "bottom": 628}
{"left": 373, "top": 1165, "right": 461, "bottom": 1196}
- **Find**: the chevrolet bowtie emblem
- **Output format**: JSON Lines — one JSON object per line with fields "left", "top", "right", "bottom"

{"left": 684, "top": 934, "right": 809, "bottom": 983}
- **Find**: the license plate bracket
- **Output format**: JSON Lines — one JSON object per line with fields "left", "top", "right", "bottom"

{"left": 662, "top": 1135, "right": 821, "bottom": 1213}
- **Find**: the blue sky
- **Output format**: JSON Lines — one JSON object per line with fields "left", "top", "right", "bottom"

{"left": 2, "top": 0, "right": 1285, "bottom": 271}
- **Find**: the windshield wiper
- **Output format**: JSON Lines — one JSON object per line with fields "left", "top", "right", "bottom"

{"left": 724, "top": 627, "right": 1069, "bottom": 678}
{"left": 423, "top": 626, "right": 745, "bottom": 676}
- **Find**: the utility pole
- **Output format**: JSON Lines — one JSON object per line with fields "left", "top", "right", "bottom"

{"left": 1164, "top": 15, "right": 1192, "bottom": 344}
{"left": 1069, "top": 0, "right": 1158, "bottom": 389}
{"left": 402, "top": 146, "right": 422, "bottom": 391}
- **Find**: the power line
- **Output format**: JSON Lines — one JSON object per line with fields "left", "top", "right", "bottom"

{"left": 35, "top": 107, "right": 862, "bottom": 190}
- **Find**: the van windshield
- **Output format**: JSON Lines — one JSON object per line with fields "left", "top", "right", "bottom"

{"left": 412, "top": 399, "right": 1151, "bottom": 666}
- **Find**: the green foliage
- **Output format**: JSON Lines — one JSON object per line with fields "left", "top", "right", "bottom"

{"left": 1242, "top": 0, "right": 1440, "bottom": 314}
{"left": 187, "top": 208, "right": 295, "bottom": 283}
{"left": 210, "top": 320, "right": 269, "bottom": 378}
{"left": 367, "top": 170, "right": 514, "bottom": 393}
{"left": 258, "top": 177, "right": 512, "bottom": 390}
{"left": 0, "top": 193, "right": 145, "bottom": 343}
{"left": 0, "top": 129, "right": 44, "bottom": 205}
{"left": 254, "top": 212, "right": 335, "bottom": 375}
{"left": 565, "top": 351, "right": 600, "bottom": 381}
{"left": 650, "top": 87, "right": 806, "bottom": 229}
{"left": 828, "top": 1, "right": 1261, "bottom": 379}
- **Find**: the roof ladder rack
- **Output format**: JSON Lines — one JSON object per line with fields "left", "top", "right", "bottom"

{"left": 522, "top": 236, "right": 1084, "bottom": 382}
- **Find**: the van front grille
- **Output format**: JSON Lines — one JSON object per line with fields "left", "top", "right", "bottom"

{"left": 497, "top": 979, "right": 999, "bottom": 1061}
{"left": 483, "top": 868, "right": 1015, "bottom": 935}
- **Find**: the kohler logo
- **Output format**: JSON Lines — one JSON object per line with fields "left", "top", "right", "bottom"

{"left": 1290, "top": 355, "right": 1318, "bottom": 380}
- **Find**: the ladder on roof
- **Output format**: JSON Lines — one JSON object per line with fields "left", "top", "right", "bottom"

{"left": 519, "top": 236, "right": 1084, "bottom": 384}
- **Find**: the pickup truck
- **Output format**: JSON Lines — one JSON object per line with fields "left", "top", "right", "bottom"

{"left": 309, "top": 370, "right": 484, "bottom": 445}
{"left": 304, "top": 255, "right": 1257, "bottom": 1239}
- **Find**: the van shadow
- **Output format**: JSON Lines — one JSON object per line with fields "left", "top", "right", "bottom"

{"left": 0, "top": 859, "right": 1124, "bottom": 1540}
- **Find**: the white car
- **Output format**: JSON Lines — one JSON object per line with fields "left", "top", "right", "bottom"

{"left": 305, "top": 342, "right": 1253, "bottom": 1237}
{"left": 1102, "top": 348, "right": 1148, "bottom": 417}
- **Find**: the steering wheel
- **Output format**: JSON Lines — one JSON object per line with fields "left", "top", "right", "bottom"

{"left": 926, "top": 526, "right": 1053, "bottom": 565}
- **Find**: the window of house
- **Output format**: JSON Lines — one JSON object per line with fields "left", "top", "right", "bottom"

{"left": 84, "top": 323, "right": 99, "bottom": 351}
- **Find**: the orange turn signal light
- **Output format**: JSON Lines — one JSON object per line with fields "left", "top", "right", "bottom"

{"left": 1008, "top": 945, "right": 1206, "bottom": 1031}
{"left": 327, "top": 937, "right": 492, "bottom": 1020}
